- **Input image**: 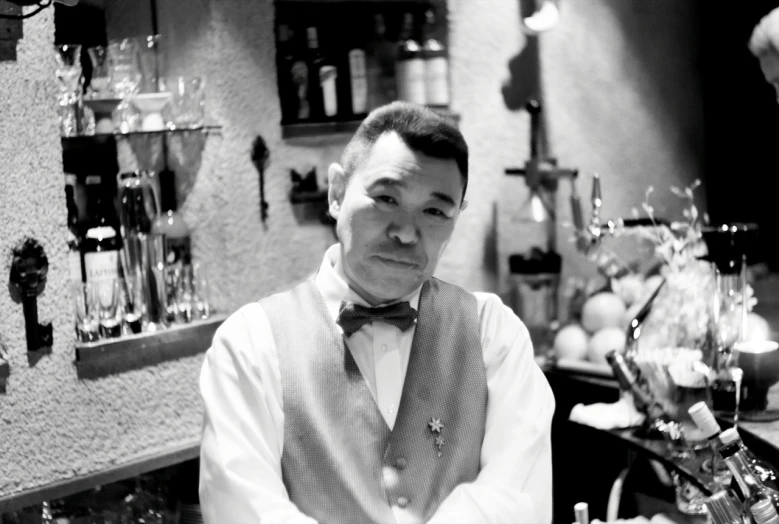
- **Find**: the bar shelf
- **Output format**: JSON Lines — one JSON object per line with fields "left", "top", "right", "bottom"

{"left": 74, "top": 314, "right": 226, "bottom": 380}
{"left": 281, "top": 108, "right": 459, "bottom": 142}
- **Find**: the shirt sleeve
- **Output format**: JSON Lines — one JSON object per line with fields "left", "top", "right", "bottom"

{"left": 199, "top": 303, "right": 318, "bottom": 524}
{"left": 427, "top": 293, "right": 556, "bottom": 524}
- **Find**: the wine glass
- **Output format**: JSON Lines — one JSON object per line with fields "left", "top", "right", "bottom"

{"left": 86, "top": 46, "right": 111, "bottom": 98}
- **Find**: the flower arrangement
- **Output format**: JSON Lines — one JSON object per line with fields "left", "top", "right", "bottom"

{"left": 612, "top": 180, "right": 716, "bottom": 352}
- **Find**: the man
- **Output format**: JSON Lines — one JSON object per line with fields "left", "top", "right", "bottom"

{"left": 199, "top": 102, "right": 555, "bottom": 524}
{"left": 750, "top": 6, "right": 779, "bottom": 102}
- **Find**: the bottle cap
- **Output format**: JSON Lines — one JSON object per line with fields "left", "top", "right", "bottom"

{"left": 720, "top": 427, "right": 741, "bottom": 446}
{"left": 65, "top": 173, "right": 77, "bottom": 186}
{"left": 751, "top": 499, "right": 779, "bottom": 524}
{"left": 688, "top": 401, "right": 720, "bottom": 439}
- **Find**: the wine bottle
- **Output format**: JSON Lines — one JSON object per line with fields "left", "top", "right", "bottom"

{"left": 65, "top": 174, "right": 85, "bottom": 285}
{"left": 305, "top": 27, "right": 338, "bottom": 120}
{"left": 83, "top": 175, "right": 122, "bottom": 339}
{"left": 396, "top": 12, "right": 426, "bottom": 105}
{"left": 366, "top": 13, "right": 396, "bottom": 109}
{"left": 83, "top": 176, "right": 121, "bottom": 291}
{"left": 421, "top": 6, "right": 450, "bottom": 107}
{"left": 277, "top": 24, "right": 299, "bottom": 124}
{"left": 348, "top": 48, "right": 368, "bottom": 116}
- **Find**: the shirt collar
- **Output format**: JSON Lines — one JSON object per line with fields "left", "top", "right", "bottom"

{"left": 316, "top": 244, "right": 422, "bottom": 324}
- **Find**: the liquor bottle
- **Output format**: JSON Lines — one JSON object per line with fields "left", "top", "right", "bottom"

{"left": 348, "top": 48, "right": 368, "bottom": 116}
{"left": 396, "top": 12, "right": 426, "bottom": 105}
{"left": 277, "top": 24, "right": 299, "bottom": 124}
{"left": 82, "top": 175, "right": 122, "bottom": 338}
{"left": 290, "top": 28, "right": 311, "bottom": 121}
{"left": 719, "top": 438, "right": 779, "bottom": 519}
{"left": 305, "top": 27, "right": 338, "bottom": 120}
{"left": 688, "top": 402, "right": 734, "bottom": 487}
{"left": 752, "top": 500, "right": 779, "bottom": 524}
{"left": 421, "top": 6, "right": 450, "bottom": 107}
{"left": 366, "top": 13, "right": 396, "bottom": 109}
{"left": 705, "top": 491, "right": 749, "bottom": 524}
{"left": 720, "top": 427, "right": 779, "bottom": 491}
{"left": 605, "top": 350, "right": 687, "bottom": 446}
{"left": 65, "top": 174, "right": 85, "bottom": 285}
{"left": 691, "top": 401, "right": 779, "bottom": 490}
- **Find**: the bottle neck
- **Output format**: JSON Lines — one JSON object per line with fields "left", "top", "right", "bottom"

{"left": 723, "top": 445, "right": 764, "bottom": 499}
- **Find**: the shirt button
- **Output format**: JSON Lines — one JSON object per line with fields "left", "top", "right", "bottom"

{"left": 397, "top": 496, "right": 409, "bottom": 508}
{"left": 387, "top": 403, "right": 396, "bottom": 414}
{"left": 395, "top": 458, "right": 407, "bottom": 470}
{"left": 381, "top": 344, "right": 389, "bottom": 352}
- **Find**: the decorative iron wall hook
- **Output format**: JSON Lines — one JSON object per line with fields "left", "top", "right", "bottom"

{"left": 8, "top": 238, "right": 53, "bottom": 353}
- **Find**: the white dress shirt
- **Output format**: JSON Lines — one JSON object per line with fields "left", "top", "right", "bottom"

{"left": 199, "top": 245, "right": 556, "bottom": 524}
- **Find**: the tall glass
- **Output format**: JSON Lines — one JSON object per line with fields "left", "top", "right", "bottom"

{"left": 137, "top": 34, "right": 163, "bottom": 93}
{"left": 702, "top": 223, "right": 760, "bottom": 416}
{"left": 72, "top": 282, "right": 99, "bottom": 343}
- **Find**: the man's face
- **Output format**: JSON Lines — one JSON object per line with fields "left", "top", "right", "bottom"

{"left": 758, "top": 51, "right": 779, "bottom": 102}
{"left": 328, "top": 132, "right": 466, "bottom": 305}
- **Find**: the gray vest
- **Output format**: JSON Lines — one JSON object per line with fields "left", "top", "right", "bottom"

{"left": 261, "top": 277, "right": 487, "bottom": 524}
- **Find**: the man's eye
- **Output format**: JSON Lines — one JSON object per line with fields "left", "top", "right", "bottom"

{"left": 376, "top": 195, "right": 397, "bottom": 205}
{"left": 425, "top": 208, "right": 450, "bottom": 219}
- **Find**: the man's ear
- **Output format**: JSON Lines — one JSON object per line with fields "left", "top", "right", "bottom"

{"left": 328, "top": 163, "right": 346, "bottom": 219}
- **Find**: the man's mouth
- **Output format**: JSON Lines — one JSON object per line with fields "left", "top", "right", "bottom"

{"left": 374, "top": 255, "right": 420, "bottom": 269}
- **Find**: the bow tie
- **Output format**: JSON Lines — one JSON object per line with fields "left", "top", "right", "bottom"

{"left": 336, "top": 301, "right": 418, "bottom": 337}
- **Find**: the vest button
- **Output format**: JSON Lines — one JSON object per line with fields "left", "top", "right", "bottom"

{"left": 394, "top": 457, "right": 407, "bottom": 470}
{"left": 397, "top": 496, "right": 409, "bottom": 508}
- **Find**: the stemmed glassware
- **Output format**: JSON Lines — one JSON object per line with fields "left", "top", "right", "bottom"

{"left": 55, "top": 44, "right": 94, "bottom": 136}
{"left": 702, "top": 223, "right": 760, "bottom": 423}
{"left": 108, "top": 38, "right": 143, "bottom": 132}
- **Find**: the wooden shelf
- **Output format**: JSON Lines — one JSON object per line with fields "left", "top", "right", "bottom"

{"left": 281, "top": 108, "right": 460, "bottom": 142}
{"left": 75, "top": 314, "right": 227, "bottom": 379}
{"left": 0, "top": 440, "right": 199, "bottom": 513}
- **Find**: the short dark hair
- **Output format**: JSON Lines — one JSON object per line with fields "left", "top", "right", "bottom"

{"left": 341, "top": 102, "right": 469, "bottom": 199}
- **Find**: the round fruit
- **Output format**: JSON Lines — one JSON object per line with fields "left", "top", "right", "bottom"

{"left": 587, "top": 326, "right": 626, "bottom": 364}
{"left": 745, "top": 312, "right": 771, "bottom": 341}
{"left": 553, "top": 324, "right": 589, "bottom": 361}
{"left": 613, "top": 274, "right": 645, "bottom": 307}
{"left": 581, "top": 292, "right": 627, "bottom": 334}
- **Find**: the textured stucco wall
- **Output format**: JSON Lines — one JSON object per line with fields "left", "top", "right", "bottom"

{"left": 0, "top": 0, "right": 704, "bottom": 500}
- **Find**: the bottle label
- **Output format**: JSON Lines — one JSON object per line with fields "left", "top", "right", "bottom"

{"left": 84, "top": 250, "right": 119, "bottom": 284}
{"left": 397, "top": 58, "right": 426, "bottom": 105}
{"left": 349, "top": 49, "right": 368, "bottom": 114}
{"left": 320, "top": 65, "right": 338, "bottom": 117}
{"left": 291, "top": 60, "right": 310, "bottom": 119}
{"left": 425, "top": 56, "right": 450, "bottom": 106}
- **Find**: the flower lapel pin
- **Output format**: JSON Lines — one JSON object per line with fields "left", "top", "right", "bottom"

{"left": 428, "top": 417, "right": 445, "bottom": 457}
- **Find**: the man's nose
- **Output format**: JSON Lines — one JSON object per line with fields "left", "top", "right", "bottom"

{"left": 388, "top": 214, "right": 419, "bottom": 245}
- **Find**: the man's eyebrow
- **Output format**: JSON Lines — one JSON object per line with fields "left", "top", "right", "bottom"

{"left": 431, "top": 192, "right": 456, "bottom": 207}
{"left": 371, "top": 178, "right": 457, "bottom": 207}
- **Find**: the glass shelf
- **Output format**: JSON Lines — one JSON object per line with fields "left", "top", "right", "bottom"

{"left": 75, "top": 314, "right": 227, "bottom": 380}
{"left": 60, "top": 124, "right": 222, "bottom": 143}
{"left": 281, "top": 108, "right": 459, "bottom": 141}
